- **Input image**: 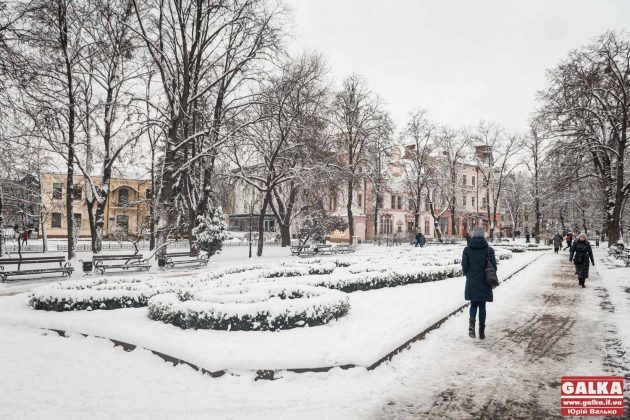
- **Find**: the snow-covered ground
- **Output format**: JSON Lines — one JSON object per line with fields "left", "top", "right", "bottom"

{"left": 1, "top": 243, "right": 627, "bottom": 419}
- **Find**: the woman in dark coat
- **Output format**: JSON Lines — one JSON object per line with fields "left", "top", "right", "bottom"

{"left": 570, "top": 233, "right": 594, "bottom": 288}
{"left": 462, "top": 227, "right": 497, "bottom": 340}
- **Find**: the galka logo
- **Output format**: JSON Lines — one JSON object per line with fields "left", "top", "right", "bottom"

{"left": 561, "top": 376, "right": 624, "bottom": 417}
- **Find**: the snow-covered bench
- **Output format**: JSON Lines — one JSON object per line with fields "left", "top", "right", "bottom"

{"left": 0, "top": 256, "right": 74, "bottom": 282}
{"left": 92, "top": 254, "right": 150, "bottom": 275}
{"left": 159, "top": 250, "right": 208, "bottom": 269}
{"left": 335, "top": 244, "right": 355, "bottom": 254}
{"left": 290, "top": 245, "right": 316, "bottom": 257}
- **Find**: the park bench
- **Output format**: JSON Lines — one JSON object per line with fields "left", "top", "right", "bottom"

{"left": 335, "top": 244, "right": 355, "bottom": 254}
{"left": 290, "top": 245, "right": 316, "bottom": 257}
{"left": 0, "top": 256, "right": 74, "bottom": 282}
{"left": 159, "top": 250, "right": 209, "bottom": 269}
{"left": 313, "top": 244, "right": 336, "bottom": 255}
{"left": 92, "top": 254, "right": 151, "bottom": 275}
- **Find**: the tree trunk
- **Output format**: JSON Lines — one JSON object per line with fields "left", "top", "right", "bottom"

{"left": 280, "top": 224, "right": 291, "bottom": 247}
{"left": 86, "top": 199, "right": 98, "bottom": 253}
{"left": 256, "top": 192, "right": 270, "bottom": 257}
{"left": 346, "top": 179, "right": 354, "bottom": 244}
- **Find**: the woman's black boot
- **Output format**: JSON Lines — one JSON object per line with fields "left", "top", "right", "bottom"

{"left": 479, "top": 324, "right": 485, "bottom": 340}
{"left": 469, "top": 318, "right": 476, "bottom": 338}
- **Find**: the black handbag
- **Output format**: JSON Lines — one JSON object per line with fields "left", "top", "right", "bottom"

{"left": 485, "top": 249, "right": 499, "bottom": 289}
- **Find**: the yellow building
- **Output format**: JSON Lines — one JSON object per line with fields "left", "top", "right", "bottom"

{"left": 41, "top": 172, "right": 151, "bottom": 238}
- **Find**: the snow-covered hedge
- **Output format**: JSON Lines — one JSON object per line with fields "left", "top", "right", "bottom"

{"left": 29, "top": 277, "right": 174, "bottom": 311}
{"left": 29, "top": 262, "right": 337, "bottom": 312}
{"left": 148, "top": 283, "right": 350, "bottom": 331}
{"left": 306, "top": 264, "right": 464, "bottom": 293}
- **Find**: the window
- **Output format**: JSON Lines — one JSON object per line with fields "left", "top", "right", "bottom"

{"left": 462, "top": 196, "right": 467, "bottom": 206}
{"left": 379, "top": 215, "right": 392, "bottom": 234}
{"left": 424, "top": 219, "right": 430, "bottom": 235}
{"left": 501, "top": 215, "right": 505, "bottom": 221}
{"left": 328, "top": 194, "right": 337, "bottom": 210}
{"left": 72, "top": 185, "right": 82, "bottom": 200}
{"left": 472, "top": 197, "right": 476, "bottom": 207}
{"left": 357, "top": 193, "right": 362, "bottom": 208}
{"left": 463, "top": 174, "right": 467, "bottom": 185}
{"left": 472, "top": 176, "right": 476, "bottom": 186}
{"left": 391, "top": 195, "right": 402, "bottom": 210}
{"left": 52, "top": 183, "right": 63, "bottom": 200}
{"left": 145, "top": 188, "right": 152, "bottom": 199}
{"left": 118, "top": 188, "right": 129, "bottom": 206}
{"left": 73, "top": 213, "right": 82, "bottom": 228}
{"left": 264, "top": 219, "right": 275, "bottom": 232}
{"left": 407, "top": 221, "right": 415, "bottom": 233}
{"left": 425, "top": 199, "right": 430, "bottom": 212}
{"left": 116, "top": 215, "right": 129, "bottom": 233}
{"left": 482, "top": 197, "right": 487, "bottom": 208}
{"left": 525, "top": 214, "right": 529, "bottom": 221}
{"left": 51, "top": 213, "right": 62, "bottom": 228}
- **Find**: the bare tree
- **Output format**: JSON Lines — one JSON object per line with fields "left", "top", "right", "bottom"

{"left": 132, "top": 0, "right": 283, "bottom": 253}
{"left": 230, "top": 55, "right": 328, "bottom": 256}
{"left": 474, "top": 122, "right": 522, "bottom": 239}
{"left": 400, "top": 110, "right": 434, "bottom": 231}
{"left": 436, "top": 126, "right": 469, "bottom": 237}
{"left": 539, "top": 31, "right": 630, "bottom": 245}
{"left": 330, "top": 74, "right": 388, "bottom": 245}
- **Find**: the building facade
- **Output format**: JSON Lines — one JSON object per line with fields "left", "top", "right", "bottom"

{"left": 41, "top": 172, "right": 150, "bottom": 238}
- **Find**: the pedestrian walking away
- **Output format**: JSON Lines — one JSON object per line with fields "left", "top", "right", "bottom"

{"left": 553, "top": 233, "right": 563, "bottom": 254}
{"left": 564, "top": 232, "right": 573, "bottom": 251}
{"left": 414, "top": 231, "right": 426, "bottom": 247}
{"left": 20, "top": 230, "right": 29, "bottom": 246}
{"left": 569, "top": 233, "right": 594, "bottom": 288}
{"left": 462, "top": 227, "right": 497, "bottom": 340}
{"left": 464, "top": 232, "right": 471, "bottom": 245}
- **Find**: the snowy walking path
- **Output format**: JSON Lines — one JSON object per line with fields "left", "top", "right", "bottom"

{"left": 375, "top": 251, "right": 630, "bottom": 419}
{"left": 1, "top": 249, "right": 628, "bottom": 419}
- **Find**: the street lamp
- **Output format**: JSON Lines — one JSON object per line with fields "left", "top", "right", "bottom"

{"left": 248, "top": 203, "right": 254, "bottom": 258}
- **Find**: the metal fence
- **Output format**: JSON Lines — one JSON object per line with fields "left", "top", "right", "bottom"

{"left": 3, "top": 239, "right": 279, "bottom": 254}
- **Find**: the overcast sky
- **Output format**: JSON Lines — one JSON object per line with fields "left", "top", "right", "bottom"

{"left": 288, "top": 0, "right": 630, "bottom": 133}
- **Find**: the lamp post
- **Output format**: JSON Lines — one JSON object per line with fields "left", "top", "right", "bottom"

{"left": 248, "top": 203, "right": 254, "bottom": 258}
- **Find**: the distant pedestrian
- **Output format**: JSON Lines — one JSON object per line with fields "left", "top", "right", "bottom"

{"left": 570, "top": 233, "right": 594, "bottom": 288}
{"left": 464, "top": 232, "right": 471, "bottom": 245}
{"left": 462, "top": 227, "right": 497, "bottom": 340}
{"left": 415, "top": 231, "right": 426, "bottom": 247}
{"left": 553, "top": 233, "right": 563, "bottom": 254}
{"left": 20, "top": 230, "right": 28, "bottom": 246}
{"left": 525, "top": 232, "right": 530, "bottom": 243}
{"left": 564, "top": 232, "right": 573, "bottom": 251}
{"left": 392, "top": 231, "right": 400, "bottom": 246}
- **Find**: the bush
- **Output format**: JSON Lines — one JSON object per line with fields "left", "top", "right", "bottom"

{"left": 307, "top": 264, "right": 464, "bottom": 293}
{"left": 192, "top": 207, "right": 228, "bottom": 257}
{"left": 148, "top": 283, "right": 350, "bottom": 331}
{"left": 29, "top": 278, "right": 174, "bottom": 311}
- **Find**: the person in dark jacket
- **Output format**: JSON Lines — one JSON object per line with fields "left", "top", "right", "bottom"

{"left": 414, "top": 231, "right": 426, "bottom": 247}
{"left": 553, "top": 233, "right": 563, "bottom": 254}
{"left": 462, "top": 227, "right": 497, "bottom": 340}
{"left": 464, "top": 232, "right": 471, "bottom": 245}
{"left": 570, "top": 233, "right": 594, "bottom": 288}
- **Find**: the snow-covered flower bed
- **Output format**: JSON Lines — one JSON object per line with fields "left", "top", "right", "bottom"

{"left": 492, "top": 243, "right": 551, "bottom": 253}
{"left": 28, "top": 262, "right": 337, "bottom": 312}
{"left": 300, "top": 264, "right": 464, "bottom": 293}
{"left": 148, "top": 283, "right": 350, "bottom": 331}
{"left": 29, "top": 277, "right": 174, "bottom": 312}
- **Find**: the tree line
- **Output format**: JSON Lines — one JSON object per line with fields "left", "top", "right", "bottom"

{"left": 1, "top": 1, "right": 628, "bottom": 258}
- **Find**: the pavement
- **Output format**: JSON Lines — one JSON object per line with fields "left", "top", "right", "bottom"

{"left": 375, "top": 252, "right": 630, "bottom": 419}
